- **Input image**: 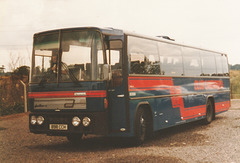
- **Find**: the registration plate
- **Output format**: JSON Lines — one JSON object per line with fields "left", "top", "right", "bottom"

{"left": 49, "top": 124, "right": 68, "bottom": 131}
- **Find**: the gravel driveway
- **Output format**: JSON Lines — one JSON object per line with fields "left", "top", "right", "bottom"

{"left": 0, "top": 100, "right": 240, "bottom": 163}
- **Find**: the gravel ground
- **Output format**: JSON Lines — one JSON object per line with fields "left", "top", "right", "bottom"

{"left": 0, "top": 100, "right": 240, "bottom": 163}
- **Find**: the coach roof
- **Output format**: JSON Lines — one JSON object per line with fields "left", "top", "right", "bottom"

{"left": 33, "top": 26, "right": 226, "bottom": 55}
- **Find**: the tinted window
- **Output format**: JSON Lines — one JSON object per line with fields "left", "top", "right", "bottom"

{"left": 107, "top": 40, "right": 122, "bottom": 70}
{"left": 200, "top": 51, "right": 216, "bottom": 76}
{"left": 215, "top": 53, "right": 224, "bottom": 76}
{"left": 128, "top": 36, "right": 160, "bottom": 74}
{"left": 158, "top": 42, "right": 183, "bottom": 76}
{"left": 106, "top": 40, "right": 123, "bottom": 87}
{"left": 222, "top": 54, "right": 229, "bottom": 76}
{"left": 182, "top": 47, "right": 201, "bottom": 76}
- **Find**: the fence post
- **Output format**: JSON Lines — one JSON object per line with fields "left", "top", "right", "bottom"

{"left": 20, "top": 80, "right": 27, "bottom": 112}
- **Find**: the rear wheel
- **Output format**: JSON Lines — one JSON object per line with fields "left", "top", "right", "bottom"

{"left": 67, "top": 133, "right": 83, "bottom": 144}
{"left": 203, "top": 100, "right": 214, "bottom": 124}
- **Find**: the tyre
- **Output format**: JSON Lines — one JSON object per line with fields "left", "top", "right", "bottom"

{"left": 134, "top": 108, "right": 149, "bottom": 145}
{"left": 203, "top": 100, "right": 214, "bottom": 124}
{"left": 67, "top": 133, "right": 83, "bottom": 144}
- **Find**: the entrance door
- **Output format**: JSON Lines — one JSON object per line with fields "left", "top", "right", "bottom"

{"left": 106, "top": 40, "right": 127, "bottom": 132}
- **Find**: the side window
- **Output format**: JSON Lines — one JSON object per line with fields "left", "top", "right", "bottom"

{"left": 129, "top": 53, "right": 145, "bottom": 74}
{"left": 200, "top": 51, "right": 216, "bottom": 76}
{"left": 158, "top": 43, "right": 183, "bottom": 76}
{"left": 215, "top": 54, "right": 223, "bottom": 76}
{"left": 222, "top": 54, "right": 229, "bottom": 76}
{"left": 128, "top": 36, "right": 160, "bottom": 75}
{"left": 106, "top": 40, "right": 123, "bottom": 87}
{"left": 182, "top": 47, "right": 201, "bottom": 76}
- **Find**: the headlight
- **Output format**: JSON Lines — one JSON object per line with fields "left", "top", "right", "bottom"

{"left": 82, "top": 117, "right": 91, "bottom": 127}
{"left": 72, "top": 116, "right": 81, "bottom": 127}
{"left": 37, "top": 116, "right": 44, "bottom": 125}
{"left": 30, "top": 116, "right": 37, "bottom": 125}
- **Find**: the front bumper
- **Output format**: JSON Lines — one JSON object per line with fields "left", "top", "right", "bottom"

{"left": 29, "top": 111, "right": 109, "bottom": 136}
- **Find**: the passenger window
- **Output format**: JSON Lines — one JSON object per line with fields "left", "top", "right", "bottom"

{"left": 182, "top": 47, "right": 201, "bottom": 76}
{"left": 215, "top": 54, "right": 223, "bottom": 76}
{"left": 128, "top": 36, "right": 160, "bottom": 75}
{"left": 129, "top": 53, "right": 145, "bottom": 74}
{"left": 200, "top": 51, "right": 216, "bottom": 76}
{"left": 158, "top": 43, "right": 183, "bottom": 76}
{"left": 222, "top": 54, "right": 229, "bottom": 76}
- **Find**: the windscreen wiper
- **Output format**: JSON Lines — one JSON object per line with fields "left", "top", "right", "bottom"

{"left": 38, "top": 63, "right": 81, "bottom": 86}
{"left": 38, "top": 71, "right": 57, "bottom": 86}
{"left": 61, "top": 63, "right": 81, "bottom": 85}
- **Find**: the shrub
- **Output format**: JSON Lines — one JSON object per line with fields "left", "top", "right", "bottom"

{"left": 230, "top": 70, "right": 240, "bottom": 99}
{"left": 0, "top": 103, "right": 24, "bottom": 116}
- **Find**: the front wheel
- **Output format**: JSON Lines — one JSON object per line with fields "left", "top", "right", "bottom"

{"left": 134, "top": 108, "right": 148, "bottom": 145}
{"left": 67, "top": 133, "right": 83, "bottom": 144}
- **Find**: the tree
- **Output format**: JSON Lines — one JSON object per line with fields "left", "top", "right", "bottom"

{"left": 8, "top": 52, "right": 22, "bottom": 72}
{"left": 230, "top": 64, "right": 240, "bottom": 70}
{"left": 13, "top": 66, "right": 30, "bottom": 80}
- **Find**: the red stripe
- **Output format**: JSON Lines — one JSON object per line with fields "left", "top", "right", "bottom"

{"left": 215, "top": 101, "right": 230, "bottom": 112}
{"left": 129, "top": 76, "right": 173, "bottom": 91}
{"left": 130, "top": 87, "right": 170, "bottom": 91}
{"left": 28, "top": 90, "right": 106, "bottom": 98}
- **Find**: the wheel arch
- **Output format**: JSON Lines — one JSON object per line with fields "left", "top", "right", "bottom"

{"left": 206, "top": 95, "right": 216, "bottom": 120}
{"left": 134, "top": 102, "right": 154, "bottom": 136}
{"left": 135, "top": 102, "right": 153, "bottom": 120}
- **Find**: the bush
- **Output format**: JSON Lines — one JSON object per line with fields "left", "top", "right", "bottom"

{"left": 230, "top": 70, "right": 240, "bottom": 99}
{"left": 0, "top": 103, "right": 24, "bottom": 116}
{"left": 0, "top": 72, "right": 28, "bottom": 116}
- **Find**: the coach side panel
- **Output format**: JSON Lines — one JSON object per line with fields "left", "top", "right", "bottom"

{"left": 128, "top": 76, "right": 230, "bottom": 132}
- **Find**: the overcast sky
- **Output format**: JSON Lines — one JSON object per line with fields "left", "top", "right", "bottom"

{"left": 0, "top": 0, "right": 240, "bottom": 71}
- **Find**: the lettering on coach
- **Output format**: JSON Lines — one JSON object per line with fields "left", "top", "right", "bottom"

{"left": 194, "top": 80, "right": 223, "bottom": 90}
